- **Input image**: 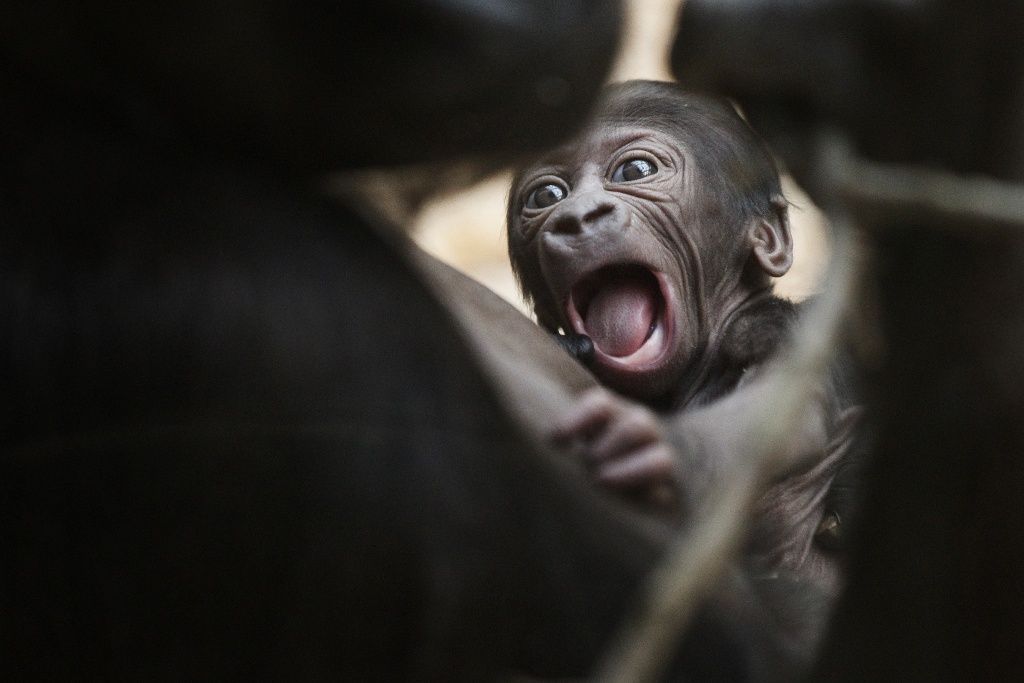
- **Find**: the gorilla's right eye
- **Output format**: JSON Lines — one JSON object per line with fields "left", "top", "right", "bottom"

{"left": 611, "top": 157, "right": 658, "bottom": 182}
{"left": 526, "top": 183, "right": 568, "bottom": 209}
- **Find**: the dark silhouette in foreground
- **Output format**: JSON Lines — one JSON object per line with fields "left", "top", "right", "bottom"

{"left": 674, "top": 0, "right": 1024, "bottom": 678}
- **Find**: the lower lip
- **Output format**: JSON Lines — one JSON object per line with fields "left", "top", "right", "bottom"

{"left": 571, "top": 270, "right": 676, "bottom": 374}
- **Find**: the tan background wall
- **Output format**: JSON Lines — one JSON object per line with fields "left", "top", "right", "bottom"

{"left": 411, "top": 0, "right": 827, "bottom": 313}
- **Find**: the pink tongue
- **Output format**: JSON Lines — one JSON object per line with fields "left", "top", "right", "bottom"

{"left": 584, "top": 276, "right": 657, "bottom": 357}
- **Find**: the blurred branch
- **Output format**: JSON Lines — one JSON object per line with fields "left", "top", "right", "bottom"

{"left": 822, "top": 132, "right": 1024, "bottom": 232}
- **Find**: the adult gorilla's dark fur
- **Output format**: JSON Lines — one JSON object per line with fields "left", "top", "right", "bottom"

{"left": 0, "top": 2, "right": 662, "bottom": 680}
{"left": 0, "top": 2, "right": 824, "bottom": 681}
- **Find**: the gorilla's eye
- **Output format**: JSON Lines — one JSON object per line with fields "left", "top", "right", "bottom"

{"left": 814, "top": 511, "right": 843, "bottom": 553}
{"left": 526, "top": 182, "right": 568, "bottom": 209}
{"left": 612, "top": 158, "right": 657, "bottom": 182}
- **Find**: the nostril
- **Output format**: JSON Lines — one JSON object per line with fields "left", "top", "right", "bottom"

{"left": 549, "top": 199, "right": 615, "bottom": 236}
{"left": 552, "top": 213, "right": 582, "bottom": 235}
{"left": 583, "top": 202, "right": 614, "bottom": 223}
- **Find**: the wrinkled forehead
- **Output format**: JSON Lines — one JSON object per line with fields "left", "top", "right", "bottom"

{"left": 516, "top": 123, "right": 685, "bottom": 181}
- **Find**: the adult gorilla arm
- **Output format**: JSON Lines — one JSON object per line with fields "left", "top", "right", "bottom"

{"left": 0, "top": 170, "right": 666, "bottom": 679}
{"left": 0, "top": 2, "right": 661, "bottom": 679}
{"left": 405, "top": 244, "right": 599, "bottom": 443}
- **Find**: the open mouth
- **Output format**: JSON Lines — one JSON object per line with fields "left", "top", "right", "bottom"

{"left": 566, "top": 264, "right": 673, "bottom": 369}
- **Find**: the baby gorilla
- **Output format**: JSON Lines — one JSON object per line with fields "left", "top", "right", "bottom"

{"left": 508, "top": 81, "right": 794, "bottom": 408}
{"left": 507, "top": 78, "right": 800, "bottom": 488}
{"left": 507, "top": 80, "right": 861, "bottom": 589}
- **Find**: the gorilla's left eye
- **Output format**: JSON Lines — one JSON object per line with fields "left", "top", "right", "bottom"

{"left": 525, "top": 182, "right": 568, "bottom": 209}
{"left": 612, "top": 158, "right": 657, "bottom": 182}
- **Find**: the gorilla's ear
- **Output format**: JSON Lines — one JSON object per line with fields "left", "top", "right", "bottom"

{"left": 750, "top": 195, "right": 793, "bottom": 277}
